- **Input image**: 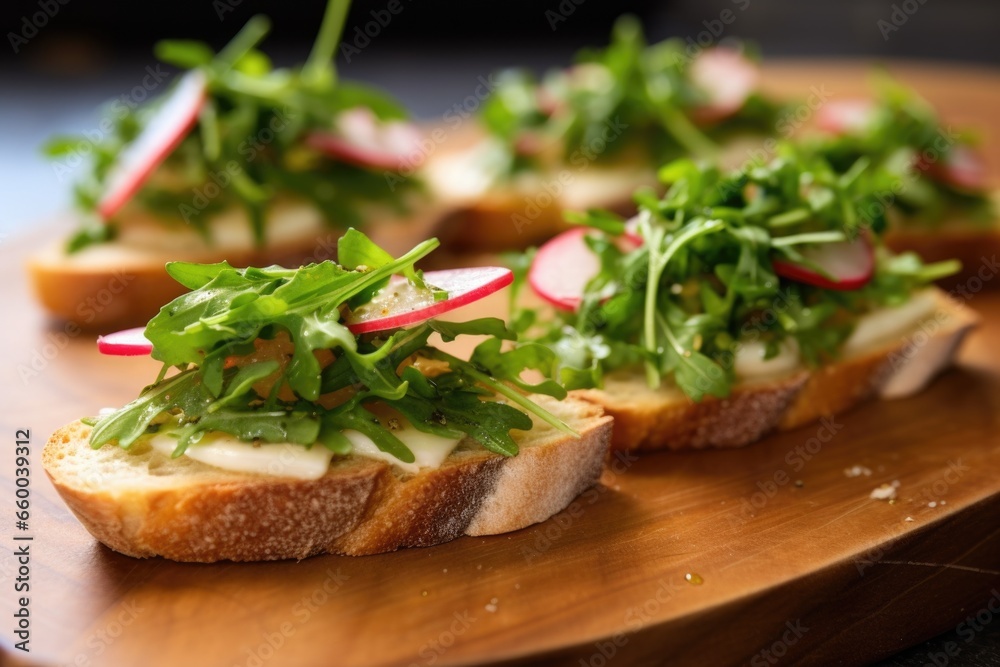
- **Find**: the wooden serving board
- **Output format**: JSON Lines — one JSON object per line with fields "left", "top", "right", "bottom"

{"left": 3, "top": 62, "right": 1000, "bottom": 667}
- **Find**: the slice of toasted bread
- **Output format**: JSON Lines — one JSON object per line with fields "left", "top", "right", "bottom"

{"left": 27, "top": 198, "right": 448, "bottom": 332}
{"left": 42, "top": 395, "right": 612, "bottom": 562}
{"left": 573, "top": 290, "right": 978, "bottom": 452}
{"left": 425, "top": 141, "right": 657, "bottom": 251}
{"left": 424, "top": 131, "right": 773, "bottom": 252}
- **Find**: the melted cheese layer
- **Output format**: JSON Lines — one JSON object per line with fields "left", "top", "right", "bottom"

{"left": 734, "top": 290, "right": 939, "bottom": 380}
{"left": 147, "top": 419, "right": 464, "bottom": 480}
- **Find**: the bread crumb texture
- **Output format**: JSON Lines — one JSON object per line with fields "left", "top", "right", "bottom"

{"left": 42, "top": 397, "right": 612, "bottom": 562}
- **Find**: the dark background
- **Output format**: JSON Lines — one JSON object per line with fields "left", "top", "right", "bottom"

{"left": 2, "top": 0, "right": 999, "bottom": 230}
{"left": 2, "top": 2, "right": 999, "bottom": 664}
{"left": 3, "top": 0, "right": 1000, "bottom": 66}
{"left": 3, "top": 0, "right": 998, "bottom": 232}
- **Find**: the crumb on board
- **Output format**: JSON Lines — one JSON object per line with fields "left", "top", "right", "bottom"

{"left": 870, "top": 482, "right": 899, "bottom": 501}
{"left": 845, "top": 465, "right": 873, "bottom": 478}
{"left": 485, "top": 597, "right": 499, "bottom": 613}
{"left": 905, "top": 516, "right": 914, "bottom": 522}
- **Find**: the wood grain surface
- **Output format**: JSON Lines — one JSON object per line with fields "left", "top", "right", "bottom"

{"left": 2, "top": 61, "right": 1000, "bottom": 667}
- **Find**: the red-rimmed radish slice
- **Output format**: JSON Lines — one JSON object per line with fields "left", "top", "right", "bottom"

{"left": 98, "top": 327, "right": 153, "bottom": 356}
{"left": 914, "top": 145, "right": 989, "bottom": 193}
{"left": 622, "top": 215, "right": 643, "bottom": 248}
{"left": 536, "top": 85, "right": 564, "bottom": 117}
{"left": 529, "top": 228, "right": 602, "bottom": 312}
{"left": 815, "top": 98, "right": 877, "bottom": 135}
{"left": 305, "top": 107, "right": 422, "bottom": 171}
{"left": 344, "top": 267, "right": 513, "bottom": 334}
{"left": 689, "top": 48, "right": 759, "bottom": 126}
{"left": 97, "top": 70, "right": 207, "bottom": 220}
{"left": 97, "top": 267, "right": 515, "bottom": 356}
{"left": 772, "top": 236, "right": 874, "bottom": 291}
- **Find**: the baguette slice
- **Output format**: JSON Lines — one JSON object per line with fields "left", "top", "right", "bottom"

{"left": 426, "top": 145, "right": 656, "bottom": 251}
{"left": 42, "top": 395, "right": 612, "bottom": 562}
{"left": 27, "top": 198, "right": 448, "bottom": 332}
{"left": 426, "top": 134, "right": 776, "bottom": 252}
{"left": 573, "top": 289, "right": 978, "bottom": 452}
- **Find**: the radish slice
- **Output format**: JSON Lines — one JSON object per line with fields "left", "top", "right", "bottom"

{"left": 305, "top": 107, "right": 422, "bottom": 171}
{"left": 689, "top": 48, "right": 759, "bottom": 126}
{"left": 622, "top": 215, "right": 643, "bottom": 248}
{"left": 772, "top": 236, "right": 874, "bottom": 291}
{"left": 97, "top": 327, "right": 153, "bottom": 356}
{"left": 529, "top": 225, "right": 873, "bottom": 314}
{"left": 914, "top": 145, "right": 989, "bottom": 193}
{"left": 97, "top": 70, "right": 207, "bottom": 220}
{"left": 97, "top": 267, "right": 513, "bottom": 356}
{"left": 536, "top": 86, "right": 564, "bottom": 117}
{"left": 529, "top": 228, "right": 602, "bottom": 312}
{"left": 815, "top": 98, "right": 877, "bottom": 135}
{"left": 344, "top": 267, "right": 513, "bottom": 334}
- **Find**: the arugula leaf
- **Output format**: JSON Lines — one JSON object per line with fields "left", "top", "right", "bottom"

{"left": 479, "top": 16, "right": 781, "bottom": 177}
{"left": 523, "top": 152, "right": 958, "bottom": 402}
{"left": 90, "top": 368, "right": 208, "bottom": 449}
{"left": 804, "top": 73, "right": 994, "bottom": 228}
{"left": 154, "top": 40, "right": 215, "bottom": 69}
{"left": 642, "top": 216, "right": 725, "bottom": 388}
{"left": 91, "top": 235, "right": 575, "bottom": 467}
{"left": 337, "top": 227, "right": 395, "bottom": 272}
{"left": 470, "top": 339, "right": 567, "bottom": 399}
{"left": 429, "top": 318, "right": 514, "bottom": 343}
{"left": 50, "top": 0, "right": 422, "bottom": 254}
{"left": 165, "top": 261, "right": 235, "bottom": 290}
{"left": 175, "top": 408, "right": 320, "bottom": 458}
{"left": 208, "top": 360, "right": 279, "bottom": 413}
{"left": 324, "top": 398, "right": 414, "bottom": 463}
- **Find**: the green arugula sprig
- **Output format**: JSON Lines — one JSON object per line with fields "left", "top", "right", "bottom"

{"left": 806, "top": 73, "right": 995, "bottom": 227}
{"left": 44, "top": 0, "right": 419, "bottom": 253}
{"left": 479, "top": 16, "right": 781, "bottom": 176}
{"left": 90, "top": 230, "right": 573, "bottom": 463}
{"left": 520, "top": 149, "right": 959, "bottom": 401}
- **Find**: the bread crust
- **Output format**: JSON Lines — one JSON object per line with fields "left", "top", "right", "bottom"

{"left": 42, "top": 397, "right": 612, "bottom": 562}
{"left": 28, "top": 238, "right": 325, "bottom": 333}
{"left": 435, "top": 191, "right": 570, "bottom": 251}
{"left": 27, "top": 200, "right": 447, "bottom": 333}
{"left": 574, "top": 290, "right": 978, "bottom": 451}
{"left": 424, "top": 137, "right": 657, "bottom": 252}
